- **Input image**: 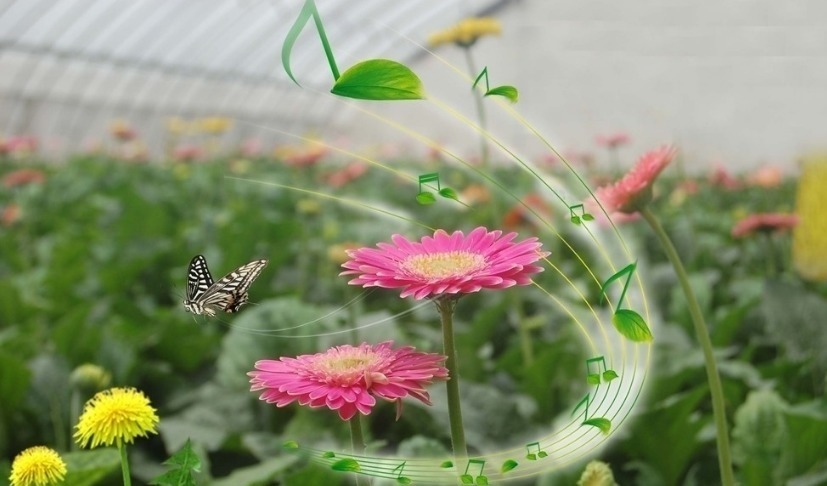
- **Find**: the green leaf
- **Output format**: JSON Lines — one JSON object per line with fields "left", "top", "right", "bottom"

{"left": 586, "top": 373, "right": 600, "bottom": 386}
{"left": 63, "top": 449, "right": 121, "bottom": 486}
{"left": 440, "top": 461, "right": 454, "bottom": 468}
{"left": 416, "top": 192, "right": 436, "bottom": 205}
{"left": 438, "top": 187, "right": 458, "bottom": 200}
{"left": 283, "top": 441, "right": 300, "bottom": 450}
{"left": 603, "top": 370, "right": 619, "bottom": 382}
{"left": 322, "top": 451, "right": 336, "bottom": 458}
{"left": 612, "top": 309, "right": 653, "bottom": 342}
{"left": 210, "top": 456, "right": 299, "bottom": 486}
{"left": 397, "top": 477, "right": 413, "bottom": 485}
{"left": 501, "top": 459, "right": 519, "bottom": 473}
{"left": 331, "top": 458, "right": 361, "bottom": 472}
{"left": 583, "top": 417, "right": 612, "bottom": 435}
{"left": 570, "top": 215, "right": 582, "bottom": 225}
{"left": 331, "top": 59, "right": 425, "bottom": 100}
{"left": 485, "top": 85, "right": 519, "bottom": 103}
{"left": 582, "top": 213, "right": 595, "bottom": 221}
{"left": 149, "top": 439, "right": 201, "bottom": 486}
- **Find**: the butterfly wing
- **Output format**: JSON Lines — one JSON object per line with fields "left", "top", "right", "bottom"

{"left": 198, "top": 259, "right": 268, "bottom": 313}
{"left": 186, "top": 255, "right": 215, "bottom": 303}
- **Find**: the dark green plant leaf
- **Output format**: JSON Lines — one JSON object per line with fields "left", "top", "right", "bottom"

{"left": 322, "top": 451, "right": 337, "bottom": 458}
{"left": 612, "top": 309, "right": 653, "bottom": 342}
{"left": 501, "top": 459, "right": 519, "bottom": 473}
{"left": 63, "top": 449, "right": 121, "bottom": 486}
{"left": 331, "top": 59, "right": 425, "bottom": 100}
{"left": 149, "top": 439, "right": 201, "bottom": 486}
{"left": 485, "top": 85, "right": 518, "bottom": 103}
{"left": 440, "top": 461, "right": 454, "bottom": 468}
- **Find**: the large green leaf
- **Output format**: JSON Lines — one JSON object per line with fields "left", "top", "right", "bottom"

{"left": 331, "top": 59, "right": 425, "bottom": 100}
{"left": 612, "top": 309, "right": 653, "bottom": 342}
{"left": 62, "top": 449, "right": 121, "bottom": 486}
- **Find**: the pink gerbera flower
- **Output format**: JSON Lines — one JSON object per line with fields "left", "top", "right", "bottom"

{"left": 249, "top": 342, "right": 448, "bottom": 421}
{"left": 732, "top": 213, "right": 798, "bottom": 238}
{"left": 340, "top": 226, "right": 549, "bottom": 300}
{"left": 594, "top": 144, "right": 676, "bottom": 214}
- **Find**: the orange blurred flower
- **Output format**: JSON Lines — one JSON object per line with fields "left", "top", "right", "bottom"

{"left": 109, "top": 119, "right": 137, "bottom": 142}
{"left": 746, "top": 166, "right": 782, "bottom": 188}
{"left": 503, "top": 193, "right": 553, "bottom": 230}
{"left": 3, "top": 169, "right": 46, "bottom": 188}
{"left": 1, "top": 204, "right": 21, "bottom": 226}
{"left": 460, "top": 184, "right": 491, "bottom": 205}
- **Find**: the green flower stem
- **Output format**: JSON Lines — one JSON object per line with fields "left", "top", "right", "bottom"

{"left": 118, "top": 442, "right": 132, "bottom": 486}
{"left": 462, "top": 47, "right": 489, "bottom": 168}
{"left": 640, "top": 206, "right": 735, "bottom": 486}
{"left": 349, "top": 415, "right": 368, "bottom": 486}
{"left": 436, "top": 297, "right": 468, "bottom": 459}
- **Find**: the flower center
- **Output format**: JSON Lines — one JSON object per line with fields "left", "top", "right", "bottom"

{"left": 401, "top": 251, "right": 486, "bottom": 280}
{"left": 314, "top": 352, "right": 380, "bottom": 385}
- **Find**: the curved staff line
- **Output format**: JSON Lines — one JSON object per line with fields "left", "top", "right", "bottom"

{"left": 233, "top": 119, "right": 473, "bottom": 209}
{"left": 219, "top": 299, "right": 432, "bottom": 339}
{"left": 370, "top": 19, "right": 652, "bottom": 328}
{"left": 225, "top": 176, "right": 436, "bottom": 233}
{"left": 224, "top": 289, "right": 375, "bottom": 334}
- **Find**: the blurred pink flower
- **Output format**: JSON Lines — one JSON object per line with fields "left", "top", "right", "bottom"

{"left": 3, "top": 168, "right": 46, "bottom": 188}
{"left": 0, "top": 135, "right": 38, "bottom": 156}
{"left": 732, "top": 213, "right": 798, "bottom": 238}
{"left": 283, "top": 145, "right": 327, "bottom": 167}
{"left": 708, "top": 164, "right": 741, "bottom": 190}
{"left": 249, "top": 341, "right": 448, "bottom": 421}
{"left": 340, "top": 226, "right": 548, "bottom": 300}
{"left": 172, "top": 144, "right": 204, "bottom": 162}
{"left": 109, "top": 120, "right": 137, "bottom": 142}
{"left": 240, "top": 138, "right": 263, "bottom": 157}
{"left": 326, "top": 161, "right": 368, "bottom": 188}
{"left": 596, "top": 132, "right": 630, "bottom": 148}
{"left": 594, "top": 145, "right": 676, "bottom": 214}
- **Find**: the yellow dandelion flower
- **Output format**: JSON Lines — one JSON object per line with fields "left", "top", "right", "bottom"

{"left": 428, "top": 17, "right": 501, "bottom": 48}
{"left": 9, "top": 446, "right": 67, "bottom": 486}
{"left": 74, "top": 387, "right": 159, "bottom": 449}
{"left": 577, "top": 460, "right": 619, "bottom": 486}
{"left": 793, "top": 156, "right": 827, "bottom": 281}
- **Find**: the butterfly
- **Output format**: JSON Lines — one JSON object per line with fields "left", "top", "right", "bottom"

{"left": 183, "top": 255, "right": 268, "bottom": 316}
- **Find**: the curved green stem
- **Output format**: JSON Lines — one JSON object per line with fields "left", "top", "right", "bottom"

{"left": 118, "top": 442, "right": 132, "bottom": 486}
{"left": 462, "top": 47, "right": 489, "bottom": 168}
{"left": 640, "top": 206, "right": 736, "bottom": 486}
{"left": 436, "top": 297, "right": 468, "bottom": 459}
{"left": 349, "top": 415, "right": 368, "bottom": 486}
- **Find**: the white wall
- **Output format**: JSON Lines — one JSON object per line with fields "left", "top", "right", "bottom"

{"left": 340, "top": 0, "right": 827, "bottom": 172}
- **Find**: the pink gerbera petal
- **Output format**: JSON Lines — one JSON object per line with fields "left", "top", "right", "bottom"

{"left": 249, "top": 342, "right": 448, "bottom": 420}
{"left": 594, "top": 144, "right": 676, "bottom": 214}
{"left": 339, "top": 227, "right": 550, "bottom": 300}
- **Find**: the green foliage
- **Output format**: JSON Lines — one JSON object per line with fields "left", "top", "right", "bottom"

{"left": 150, "top": 439, "right": 201, "bottom": 486}
{"left": 332, "top": 59, "right": 426, "bottom": 100}
{"left": 62, "top": 449, "right": 121, "bottom": 486}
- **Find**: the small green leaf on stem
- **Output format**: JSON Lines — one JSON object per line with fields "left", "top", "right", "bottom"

{"left": 485, "top": 85, "right": 519, "bottom": 103}
{"left": 331, "top": 59, "right": 425, "bottom": 100}
{"left": 612, "top": 309, "right": 654, "bottom": 342}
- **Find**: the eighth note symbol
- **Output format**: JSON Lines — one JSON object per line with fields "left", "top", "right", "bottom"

{"left": 586, "top": 356, "right": 618, "bottom": 386}
{"left": 391, "top": 461, "right": 412, "bottom": 485}
{"left": 416, "top": 173, "right": 457, "bottom": 205}
{"left": 525, "top": 441, "right": 548, "bottom": 461}
{"left": 460, "top": 458, "right": 488, "bottom": 485}
{"left": 568, "top": 204, "right": 594, "bottom": 225}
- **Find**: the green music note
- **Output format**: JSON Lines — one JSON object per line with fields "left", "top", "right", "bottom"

{"left": 525, "top": 441, "right": 548, "bottom": 461}
{"left": 472, "top": 66, "right": 519, "bottom": 103}
{"left": 599, "top": 262, "right": 653, "bottom": 342}
{"left": 572, "top": 393, "right": 611, "bottom": 435}
{"left": 416, "top": 173, "right": 457, "bottom": 205}
{"left": 331, "top": 458, "right": 361, "bottom": 472}
{"left": 460, "top": 459, "right": 489, "bottom": 485}
{"left": 391, "top": 461, "right": 412, "bottom": 485}
{"left": 568, "top": 203, "right": 595, "bottom": 225}
{"left": 585, "top": 356, "right": 619, "bottom": 385}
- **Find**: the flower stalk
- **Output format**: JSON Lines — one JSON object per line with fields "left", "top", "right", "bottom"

{"left": 639, "top": 206, "right": 735, "bottom": 486}
{"left": 349, "top": 415, "right": 368, "bottom": 486}
{"left": 436, "top": 296, "right": 468, "bottom": 459}
{"left": 118, "top": 441, "right": 132, "bottom": 486}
